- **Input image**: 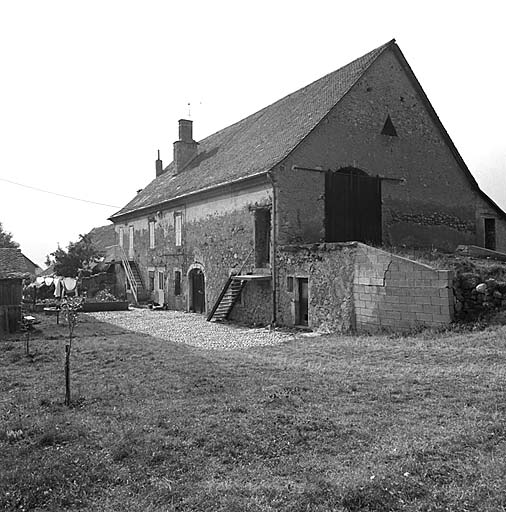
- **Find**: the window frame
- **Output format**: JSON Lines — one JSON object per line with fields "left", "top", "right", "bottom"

{"left": 149, "top": 220, "right": 156, "bottom": 249}
{"left": 174, "top": 212, "right": 183, "bottom": 247}
{"left": 119, "top": 226, "right": 124, "bottom": 248}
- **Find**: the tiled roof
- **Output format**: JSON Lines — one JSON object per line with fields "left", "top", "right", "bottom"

{"left": 112, "top": 40, "right": 395, "bottom": 219}
{"left": 87, "top": 224, "right": 116, "bottom": 255}
{"left": 0, "top": 248, "right": 32, "bottom": 279}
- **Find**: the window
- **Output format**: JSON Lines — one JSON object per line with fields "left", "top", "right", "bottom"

{"left": 175, "top": 212, "right": 183, "bottom": 247}
{"left": 254, "top": 208, "right": 271, "bottom": 267}
{"left": 149, "top": 221, "right": 156, "bottom": 249}
{"left": 287, "top": 276, "right": 294, "bottom": 293}
{"left": 158, "top": 271, "right": 164, "bottom": 290}
{"left": 174, "top": 270, "right": 181, "bottom": 296}
{"left": 119, "top": 227, "right": 124, "bottom": 248}
{"left": 484, "top": 218, "right": 496, "bottom": 251}
{"left": 148, "top": 270, "right": 155, "bottom": 292}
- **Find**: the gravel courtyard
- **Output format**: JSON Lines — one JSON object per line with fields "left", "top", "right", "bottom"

{"left": 85, "top": 308, "right": 295, "bottom": 350}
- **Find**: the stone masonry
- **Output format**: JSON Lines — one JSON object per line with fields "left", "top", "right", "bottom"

{"left": 278, "top": 243, "right": 454, "bottom": 333}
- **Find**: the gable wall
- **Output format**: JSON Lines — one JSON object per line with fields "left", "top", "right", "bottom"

{"left": 275, "top": 48, "right": 506, "bottom": 251}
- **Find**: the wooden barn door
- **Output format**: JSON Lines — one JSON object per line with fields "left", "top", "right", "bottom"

{"left": 325, "top": 172, "right": 382, "bottom": 244}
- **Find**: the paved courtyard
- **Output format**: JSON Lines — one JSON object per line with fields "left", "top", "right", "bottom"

{"left": 85, "top": 308, "right": 295, "bottom": 350}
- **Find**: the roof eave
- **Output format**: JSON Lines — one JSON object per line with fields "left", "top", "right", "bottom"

{"left": 109, "top": 170, "right": 271, "bottom": 222}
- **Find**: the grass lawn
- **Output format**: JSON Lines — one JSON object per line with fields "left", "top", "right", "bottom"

{"left": 1, "top": 314, "right": 506, "bottom": 511}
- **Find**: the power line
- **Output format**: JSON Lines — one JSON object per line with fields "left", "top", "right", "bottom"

{"left": 0, "top": 177, "right": 120, "bottom": 208}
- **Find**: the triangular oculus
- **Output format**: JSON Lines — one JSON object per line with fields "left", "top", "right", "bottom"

{"left": 381, "top": 115, "right": 398, "bottom": 136}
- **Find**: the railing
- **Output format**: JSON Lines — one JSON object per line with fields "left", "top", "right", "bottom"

{"left": 112, "top": 245, "right": 138, "bottom": 304}
{"left": 206, "top": 249, "right": 253, "bottom": 321}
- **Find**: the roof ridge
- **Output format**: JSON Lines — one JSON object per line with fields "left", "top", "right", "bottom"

{"left": 113, "top": 39, "right": 397, "bottom": 219}
{"left": 195, "top": 39, "right": 396, "bottom": 148}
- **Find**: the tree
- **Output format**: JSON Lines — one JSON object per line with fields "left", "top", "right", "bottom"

{"left": 48, "top": 234, "right": 99, "bottom": 277}
{"left": 60, "top": 296, "right": 83, "bottom": 406}
{"left": 0, "top": 222, "right": 19, "bottom": 248}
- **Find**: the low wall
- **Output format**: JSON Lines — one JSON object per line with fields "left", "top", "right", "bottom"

{"left": 354, "top": 244, "right": 453, "bottom": 332}
{"left": 277, "top": 243, "right": 454, "bottom": 333}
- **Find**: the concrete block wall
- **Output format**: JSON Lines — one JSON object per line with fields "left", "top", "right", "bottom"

{"left": 277, "top": 243, "right": 454, "bottom": 333}
{"left": 354, "top": 244, "right": 454, "bottom": 331}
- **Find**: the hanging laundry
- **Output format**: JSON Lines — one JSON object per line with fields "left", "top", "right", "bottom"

{"left": 35, "top": 276, "right": 45, "bottom": 287}
{"left": 54, "top": 277, "right": 63, "bottom": 298}
{"left": 63, "top": 277, "right": 77, "bottom": 292}
{"left": 44, "top": 277, "right": 54, "bottom": 287}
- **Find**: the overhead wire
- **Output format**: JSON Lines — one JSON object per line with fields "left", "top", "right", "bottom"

{"left": 0, "top": 177, "right": 120, "bottom": 208}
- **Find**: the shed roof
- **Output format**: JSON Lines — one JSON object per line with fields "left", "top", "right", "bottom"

{"left": 111, "top": 39, "right": 395, "bottom": 219}
{"left": 0, "top": 248, "right": 32, "bottom": 279}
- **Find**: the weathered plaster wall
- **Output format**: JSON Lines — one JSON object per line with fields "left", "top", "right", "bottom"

{"left": 274, "top": 166, "right": 325, "bottom": 245}
{"left": 113, "top": 182, "right": 272, "bottom": 322}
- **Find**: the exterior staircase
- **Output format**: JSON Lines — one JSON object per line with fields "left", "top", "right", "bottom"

{"left": 105, "top": 245, "right": 147, "bottom": 305}
{"left": 207, "top": 277, "right": 246, "bottom": 322}
{"left": 128, "top": 261, "right": 148, "bottom": 302}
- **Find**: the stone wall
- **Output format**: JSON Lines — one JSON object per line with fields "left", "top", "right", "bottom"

{"left": 277, "top": 243, "right": 454, "bottom": 333}
{"left": 112, "top": 181, "right": 272, "bottom": 324}
{"left": 272, "top": 46, "right": 506, "bottom": 252}
{"left": 277, "top": 243, "right": 355, "bottom": 332}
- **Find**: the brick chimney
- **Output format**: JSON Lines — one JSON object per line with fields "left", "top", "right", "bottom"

{"left": 173, "top": 119, "right": 198, "bottom": 174}
{"left": 155, "top": 149, "right": 164, "bottom": 177}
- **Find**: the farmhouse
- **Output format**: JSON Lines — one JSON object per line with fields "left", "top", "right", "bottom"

{"left": 108, "top": 39, "right": 506, "bottom": 332}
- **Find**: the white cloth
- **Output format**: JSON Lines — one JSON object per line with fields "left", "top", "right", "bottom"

{"left": 63, "top": 277, "right": 77, "bottom": 292}
{"left": 44, "top": 277, "right": 54, "bottom": 286}
{"left": 54, "top": 277, "right": 63, "bottom": 298}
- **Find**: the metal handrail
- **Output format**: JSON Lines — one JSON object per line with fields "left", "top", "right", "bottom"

{"left": 117, "top": 245, "right": 138, "bottom": 304}
{"left": 206, "top": 249, "right": 253, "bottom": 321}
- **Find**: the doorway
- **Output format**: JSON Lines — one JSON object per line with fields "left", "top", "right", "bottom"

{"left": 325, "top": 169, "right": 382, "bottom": 244}
{"left": 484, "top": 218, "right": 496, "bottom": 251}
{"left": 297, "top": 278, "right": 308, "bottom": 326}
{"left": 189, "top": 268, "right": 205, "bottom": 313}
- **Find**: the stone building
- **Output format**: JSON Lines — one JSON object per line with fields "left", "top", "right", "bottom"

{"left": 108, "top": 39, "right": 506, "bottom": 332}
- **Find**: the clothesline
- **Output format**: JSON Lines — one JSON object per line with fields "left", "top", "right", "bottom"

{"left": 32, "top": 276, "right": 78, "bottom": 297}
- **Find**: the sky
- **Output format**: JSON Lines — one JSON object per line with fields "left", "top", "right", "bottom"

{"left": 1, "top": 0, "right": 505, "bottom": 267}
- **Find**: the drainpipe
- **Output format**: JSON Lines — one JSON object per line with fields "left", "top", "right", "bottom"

{"left": 267, "top": 170, "right": 277, "bottom": 327}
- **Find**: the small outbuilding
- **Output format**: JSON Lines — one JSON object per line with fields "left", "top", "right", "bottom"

{"left": 0, "top": 248, "right": 31, "bottom": 334}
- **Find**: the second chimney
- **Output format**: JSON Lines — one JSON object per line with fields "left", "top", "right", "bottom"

{"left": 173, "top": 119, "right": 198, "bottom": 174}
{"left": 155, "top": 149, "right": 164, "bottom": 177}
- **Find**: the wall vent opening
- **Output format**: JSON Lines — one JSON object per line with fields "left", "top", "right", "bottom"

{"left": 381, "top": 115, "right": 398, "bottom": 137}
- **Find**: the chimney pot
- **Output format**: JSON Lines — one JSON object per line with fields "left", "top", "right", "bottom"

{"left": 179, "top": 119, "right": 193, "bottom": 142}
{"left": 173, "top": 119, "right": 198, "bottom": 174}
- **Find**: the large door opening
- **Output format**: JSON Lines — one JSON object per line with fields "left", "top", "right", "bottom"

{"left": 189, "top": 268, "right": 205, "bottom": 313}
{"left": 325, "top": 168, "right": 382, "bottom": 244}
